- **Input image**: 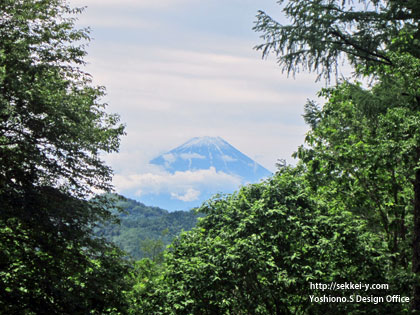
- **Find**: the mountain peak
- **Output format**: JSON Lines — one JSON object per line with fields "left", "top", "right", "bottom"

{"left": 178, "top": 136, "right": 228, "bottom": 149}
{"left": 150, "top": 136, "right": 271, "bottom": 182}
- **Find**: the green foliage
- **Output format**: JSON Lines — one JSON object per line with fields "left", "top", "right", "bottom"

{"left": 254, "top": 0, "right": 420, "bottom": 81}
{"left": 293, "top": 47, "right": 420, "bottom": 292}
{"left": 127, "top": 258, "right": 165, "bottom": 315}
{"left": 137, "top": 168, "right": 400, "bottom": 314}
{"left": 0, "top": 0, "right": 125, "bottom": 197}
{"left": 255, "top": 1, "right": 420, "bottom": 309}
{"left": 96, "top": 194, "right": 201, "bottom": 260}
{"left": 0, "top": 1, "right": 130, "bottom": 313}
{"left": 297, "top": 79, "right": 417, "bottom": 264}
{"left": 1, "top": 190, "right": 133, "bottom": 314}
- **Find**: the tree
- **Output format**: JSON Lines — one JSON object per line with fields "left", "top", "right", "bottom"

{"left": 296, "top": 53, "right": 420, "bottom": 308}
{"left": 0, "top": 0, "right": 130, "bottom": 312}
{"left": 146, "top": 168, "right": 401, "bottom": 314}
{"left": 296, "top": 80, "right": 416, "bottom": 289}
{"left": 254, "top": 0, "right": 420, "bottom": 81}
{"left": 300, "top": 79, "right": 416, "bottom": 262}
{"left": 139, "top": 229, "right": 168, "bottom": 263}
{"left": 254, "top": 0, "right": 420, "bottom": 308}
{"left": 0, "top": 0, "right": 124, "bottom": 197}
{"left": 127, "top": 258, "right": 165, "bottom": 315}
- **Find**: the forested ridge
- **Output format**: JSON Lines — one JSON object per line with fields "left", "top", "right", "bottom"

{"left": 95, "top": 194, "right": 201, "bottom": 260}
{"left": 1, "top": 0, "right": 420, "bottom": 314}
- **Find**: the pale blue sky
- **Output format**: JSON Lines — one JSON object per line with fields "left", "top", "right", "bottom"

{"left": 70, "top": 0, "right": 325, "bottom": 206}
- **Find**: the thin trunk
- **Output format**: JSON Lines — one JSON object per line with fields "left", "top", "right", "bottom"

{"left": 400, "top": 205, "right": 407, "bottom": 268}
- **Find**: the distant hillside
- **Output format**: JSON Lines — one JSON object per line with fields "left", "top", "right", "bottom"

{"left": 96, "top": 194, "right": 201, "bottom": 260}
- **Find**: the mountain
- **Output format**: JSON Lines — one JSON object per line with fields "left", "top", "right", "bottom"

{"left": 95, "top": 194, "right": 201, "bottom": 260}
{"left": 130, "top": 136, "right": 272, "bottom": 211}
{"left": 150, "top": 136, "right": 271, "bottom": 183}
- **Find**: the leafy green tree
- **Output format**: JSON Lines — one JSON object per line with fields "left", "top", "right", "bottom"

{"left": 0, "top": 0, "right": 130, "bottom": 313}
{"left": 300, "top": 80, "right": 413, "bottom": 259}
{"left": 295, "top": 53, "right": 420, "bottom": 310}
{"left": 147, "top": 168, "right": 399, "bottom": 314}
{"left": 127, "top": 258, "right": 165, "bottom": 315}
{"left": 139, "top": 229, "right": 168, "bottom": 263}
{"left": 254, "top": 0, "right": 420, "bottom": 308}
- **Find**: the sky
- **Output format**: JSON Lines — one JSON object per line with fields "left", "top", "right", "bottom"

{"left": 69, "top": 0, "right": 326, "bottom": 208}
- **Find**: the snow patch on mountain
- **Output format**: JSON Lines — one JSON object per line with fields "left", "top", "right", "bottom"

{"left": 221, "top": 155, "right": 237, "bottom": 162}
{"left": 180, "top": 153, "right": 206, "bottom": 160}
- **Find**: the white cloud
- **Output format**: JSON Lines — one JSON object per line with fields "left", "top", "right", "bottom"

{"left": 87, "top": 45, "right": 321, "bottom": 112}
{"left": 86, "top": 42, "right": 320, "bottom": 171}
{"left": 75, "top": 13, "right": 157, "bottom": 30}
{"left": 112, "top": 167, "right": 242, "bottom": 199}
{"left": 171, "top": 188, "right": 200, "bottom": 202}
{"left": 73, "top": 0, "right": 325, "bottom": 193}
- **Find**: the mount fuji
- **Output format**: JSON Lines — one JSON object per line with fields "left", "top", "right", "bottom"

{"left": 150, "top": 136, "right": 271, "bottom": 182}
{"left": 127, "top": 137, "right": 272, "bottom": 211}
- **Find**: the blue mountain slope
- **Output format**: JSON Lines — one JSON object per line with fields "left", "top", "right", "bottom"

{"left": 150, "top": 136, "right": 271, "bottom": 182}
